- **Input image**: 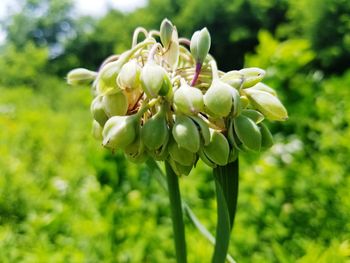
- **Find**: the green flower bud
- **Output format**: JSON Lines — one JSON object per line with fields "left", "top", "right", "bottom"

{"left": 168, "top": 158, "right": 193, "bottom": 176}
{"left": 141, "top": 106, "right": 169, "bottom": 150}
{"left": 168, "top": 137, "right": 196, "bottom": 166}
{"left": 220, "top": 70, "right": 243, "bottom": 89}
{"left": 228, "top": 145, "right": 239, "bottom": 163}
{"left": 241, "top": 109, "right": 264, "bottom": 124}
{"left": 117, "top": 60, "right": 141, "bottom": 91}
{"left": 204, "top": 79, "right": 233, "bottom": 117}
{"left": 244, "top": 89, "right": 288, "bottom": 121}
{"left": 259, "top": 122, "right": 274, "bottom": 149}
{"left": 234, "top": 115, "right": 262, "bottom": 152}
{"left": 140, "top": 62, "right": 172, "bottom": 98}
{"left": 124, "top": 132, "right": 148, "bottom": 163}
{"left": 230, "top": 87, "right": 242, "bottom": 117}
{"left": 163, "top": 27, "right": 179, "bottom": 70}
{"left": 173, "top": 82, "right": 204, "bottom": 115}
{"left": 198, "top": 147, "right": 217, "bottom": 168}
{"left": 190, "top": 28, "right": 211, "bottom": 64}
{"left": 202, "top": 129, "right": 230, "bottom": 166}
{"left": 102, "top": 115, "right": 139, "bottom": 150}
{"left": 172, "top": 115, "right": 200, "bottom": 153}
{"left": 239, "top": 67, "right": 265, "bottom": 89}
{"left": 67, "top": 68, "right": 97, "bottom": 86}
{"left": 90, "top": 95, "right": 108, "bottom": 126}
{"left": 227, "top": 120, "right": 245, "bottom": 151}
{"left": 160, "top": 18, "right": 173, "bottom": 49}
{"left": 92, "top": 120, "right": 103, "bottom": 140}
{"left": 240, "top": 95, "right": 250, "bottom": 109}
{"left": 250, "top": 82, "right": 277, "bottom": 96}
{"left": 103, "top": 91, "right": 128, "bottom": 117}
{"left": 188, "top": 115, "right": 210, "bottom": 146}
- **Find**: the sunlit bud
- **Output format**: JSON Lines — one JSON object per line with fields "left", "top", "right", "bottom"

{"left": 173, "top": 81, "right": 204, "bottom": 115}
{"left": 259, "top": 122, "right": 274, "bottom": 149}
{"left": 204, "top": 79, "right": 232, "bottom": 117}
{"left": 234, "top": 115, "right": 262, "bottom": 152}
{"left": 140, "top": 62, "right": 172, "bottom": 98}
{"left": 141, "top": 106, "right": 169, "bottom": 150}
{"left": 117, "top": 60, "right": 141, "bottom": 91}
{"left": 67, "top": 68, "right": 97, "bottom": 86}
{"left": 250, "top": 82, "right": 277, "bottom": 96}
{"left": 168, "top": 158, "right": 193, "bottom": 176}
{"left": 163, "top": 27, "right": 179, "bottom": 69}
{"left": 160, "top": 18, "right": 174, "bottom": 49}
{"left": 90, "top": 95, "right": 108, "bottom": 126}
{"left": 239, "top": 67, "right": 265, "bottom": 89}
{"left": 202, "top": 129, "right": 230, "bottom": 166}
{"left": 241, "top": 109, "right": 264, "bottom": 124}
{"left": 102, "top": 115, "right": 139, "bottom": 150}
{"left": 103, "top": 91, "right": 128, "bottom": 117}
{"left": 188, "top": 115, "right": 210, "bottom": 146}
{"left": 190, "top": 28, "right": 211, "bottom": 64}
{"left": 92, "top": 120, "right": 103, "bottom": 140}
{"left": 220, "top": 70, "right": 243, "bottom": 89}
{"left": 240, "top": 95, "right": 250, "bottom": 109}
{"left": 244, "top": 89, "right": 288, "bottom": 121}
{"left": 168, "top": 137, "right": 196, "bottom": 166}
{"left": 172, "top": 115, "right": 200, "bottom": 153}
{"left": 230, "top": 87, "right": 242, "bottom": 117}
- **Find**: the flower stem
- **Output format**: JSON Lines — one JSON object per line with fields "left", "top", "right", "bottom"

{"left": 191, "top": 62, "right": 202, "bottom": 86}
{"left": 165, "top": 161, "right": 187, "bottom": 263}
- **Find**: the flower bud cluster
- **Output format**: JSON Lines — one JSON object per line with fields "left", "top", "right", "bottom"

{"left": 67, "top": 19, "right": 288, "bottom": 175}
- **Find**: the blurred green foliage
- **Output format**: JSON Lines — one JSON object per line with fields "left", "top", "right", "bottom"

{"left": 0, "top": 0, "right": 349, "bottom": 262}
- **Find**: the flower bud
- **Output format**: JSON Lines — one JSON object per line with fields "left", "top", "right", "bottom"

{"left": 102, "top": 115, "right": 139, "bottom": 150}
{"left": 67, "top": 68, "right": 97, "bottom": 86}
{"left": 163, "top": 27, "right": 179, "bottom": 69}
{"left": 140, "top": 62, "right": 172, "bottom": 98}
{"left": 168, "top": 137, "right": 196, "bottom": 166}
{"left": 220, "top": 70, "right": 243, "bottom": 89}
{"left": 103, "top": 91, "right": 128, "bottom": 117}
{"left": 250, "top": 82, "right": 277, "bottom": 96}
{"left": 240, "top": 95, "right": 250, "bottom": 109}
{"left": 168, "top": 158, "right": 193, "bottom": 176}
{"left": 241, "top": 109, "right": 264, "bottom": 124}
{"left": 228, "top": 146, "right": 239, "bottom": 163}
{"left": 239, "top": 67, "right": 265, "bottom": 89}
{"left": 117, "top": 60, "right": 141, "bottom": 91}
{"left": 92, "top": 120, "right": 103, "bottom": 140}
{"left": 204, "top": 79, "right": 233, "bottom": 117}
{"left": 259, "top": 122, "right": 274, "bottom": 149}
{"left": 188, "top": 115, "right": 210, "bottom": 146}
{"left": 244, "top": 89, "right": 288, "bottom": 121}
{"left": 90, "top": 95, "right": 108, "bottom": 126}
{"left": 202, "top": 129, "right": 230, "bottom": 166}
{"left": 173, "top": 82, "right": 204, "bottom": 115}
{"left": 234, "top": 115, "right": 262, "bottom": 152}
{"left": 190, "top": 28, "right": 211, "bottom": 64}
{"left": 172, "top": 115, "right": 200, "bottom": 153}
{"left": 141, "top": 107, "right": 169, "bottom": 150}
{"left": 124, "top": 133, "right": 148, "bottom": 163}
{"left": 160, "top": 18, "right": 174, "bottom": 49}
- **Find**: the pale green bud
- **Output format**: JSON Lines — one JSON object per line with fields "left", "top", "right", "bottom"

{"left": 204, "top": 79, "right": 232, "bottom": 117}
{"left": 172, "top": 115, "right": 200, "bottom": 153}
{"left": 220, "top": 70, "right": 243, "bottom": 89}
{"left": 259, "top": 122, "right": 274, "bottom": 149}
{"left": 239, "top": 67, "right": 265, "bottom": 89}
{"left": 90, "top": 95, "right": 108, "bottom": 126}
{"left": 163, "top": 27, "right": 179, "bottom": 69}
{"left": 234, "top": 115, "right": 262, "bottom": 152}
{"left": 190, "top": 28, "right": 211, "bottom": 64}
{"left": 250, "top": 82, "right": 277, "bottom": 96}
{"left": 103, "top": 91, "right": 128, "bottom": 117}
{"left": 160, "top": 18, "right": 174, "bottom": 49}
{"left": 67, "top": 68, "right": 97, "bottom": 85}
{"left": 92, "top": 120, "right": 103, "bottom": 140}
{"left": 141, "top": 107, "right": 169, "bottom": 150}
{"left": 202, "top": 129, "right": 230, "bottom": 166}
{"left": 244, "top": 89, "right": 288, "bottom": 121}
{"left": 188, "top": 115, "right": 210, "bottom": 146}
{"left": 240, "top": 95, "right": 250, "bottom": 109}
{"left": 230, "top": 87, "right": 242, "bottom": 117}
{"left": 117, "top": 60, "right": 141, "bottom": 91}
{"left": 102, "top": 115, "right": 139, "bottom": 150}
{"left": 140, "top": 62, "right": 172, "bottom": 98}
{"left": 241, "top": 109, "right": 264, "bottom": 124}
{"left": 168, "top": 137, "right": 196, "bottom": 166}
{"left": 124, "top": 133, "right": 148, "bottom": 163}
{"left": 173, "top": 82, "right": 204, "bottom": 115}
{"left": 168, "top": 158, "right": 193, "bottom": 176}
{"left": 198, "top": 148, "right": 216, "bottom": 168}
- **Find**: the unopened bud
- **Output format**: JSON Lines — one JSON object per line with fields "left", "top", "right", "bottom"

{"left": 160, "top": 18, "right": 174, "bottom": 49}
{"left": 67, "top": 68, "right": 97, "bottom": 86}
{"left": 140, "top": 62, "right": 171, "bottom": 98}
{"left": 173, "top": 82, "right": 204, "bottom": 115}
{"left": 90, "top": 95, "right": 108, "bottom": 126}
{"left": 190, "top": 28, "right": 211, "bottom": 64}
{"left": 103, "top": 91, "right": 128, "bottom": 117}
{"left": 204, "top": 79, "right": 232, "bottom": 117}
{"left": 239, "top": 67, "right": 265, "bottom": 89}
{"left": 250, "top": 82, "right": 277, "bottom": 96}
{"left": 92, "top": 120, "right": 103, "bottom": 140}
{"left": 168, "top": 137, "right": 196, "bottom": 166}
{"left": 220, "top": 70, "right": 243, "bottom": 89}
{"left": 117, "top": 60, "right": 141, "bottom": 91}
{"left": 202, "top": 129, "right": 230, "bottom": 166}
{"left": 259, "top": 122, "right": 274, "bottom": 149}
{"left": 172, "top": 115, "right": 200, "bottom": 153}
{"left": 234, "top": 115, "right": 262, "bottom": 152}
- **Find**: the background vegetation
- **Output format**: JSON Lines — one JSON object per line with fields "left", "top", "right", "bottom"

{"left": 0, "top": 0, "right": 349, "bottom": 262}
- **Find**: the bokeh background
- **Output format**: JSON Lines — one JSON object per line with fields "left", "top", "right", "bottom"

{"left": 0, "top": 0, "right": 350, "bottom": 262}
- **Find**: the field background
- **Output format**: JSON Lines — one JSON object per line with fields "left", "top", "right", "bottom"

{"left": 0, "top": 0, "right": 350, "bottom": 262}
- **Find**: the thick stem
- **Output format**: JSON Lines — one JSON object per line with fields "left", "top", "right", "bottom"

{"left": 165, "top": 161, "right": 187, "bottom": 263}
{"left": 191, "top": 62, "right": 202, "bottom": 86}
{"left": 212, "top": 159, "right": 239, "bottom": 263}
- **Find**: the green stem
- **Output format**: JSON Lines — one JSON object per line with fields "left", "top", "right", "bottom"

{"left": 212, "top": 159, "right": 239, "bottom": 263}
{"left": 165, "top": 161, "right": 187, "bottom": 263}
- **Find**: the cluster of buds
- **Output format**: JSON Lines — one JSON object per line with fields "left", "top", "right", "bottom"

{"left": 67, "top": 19, "right": 288, "bottom": 175}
